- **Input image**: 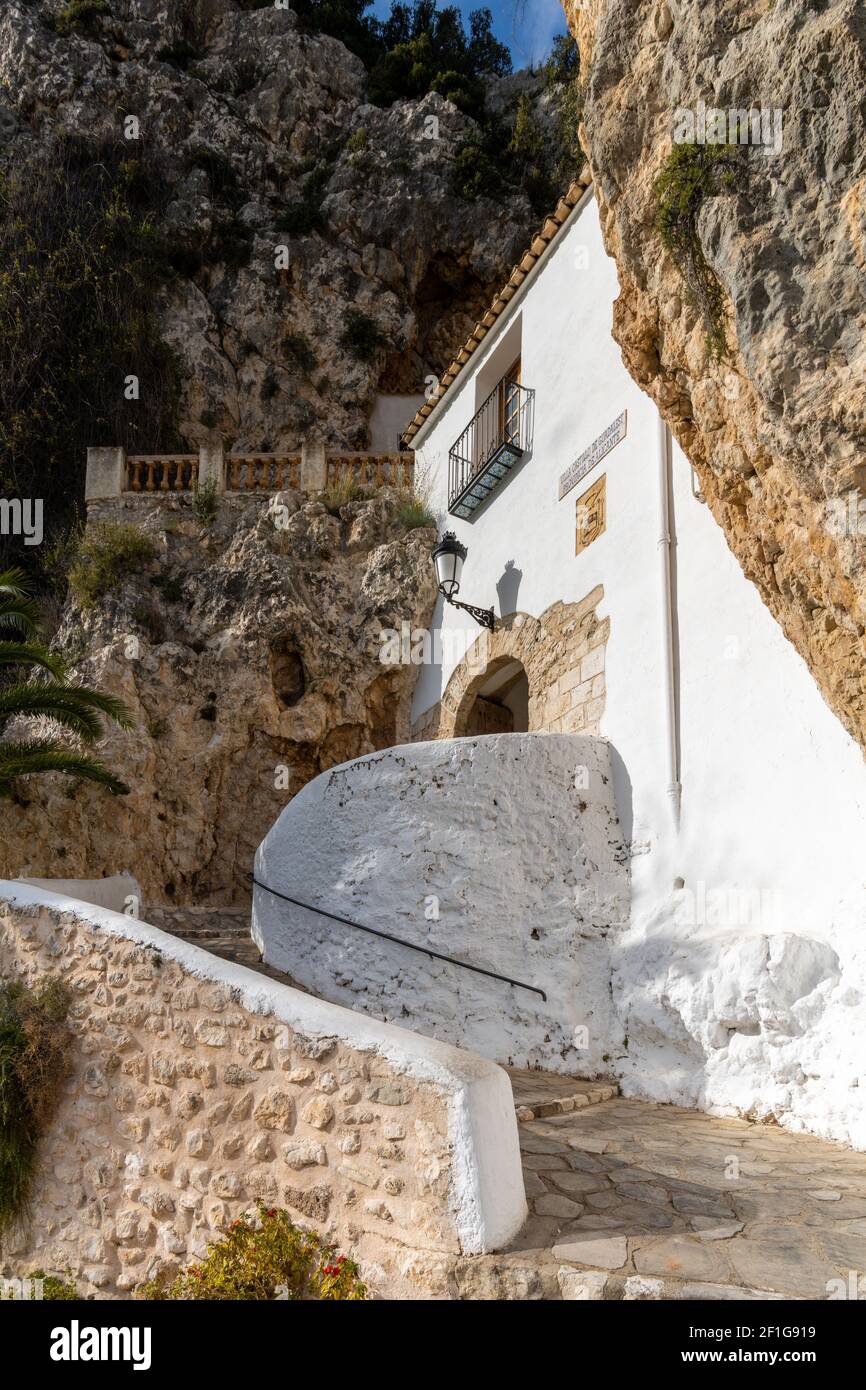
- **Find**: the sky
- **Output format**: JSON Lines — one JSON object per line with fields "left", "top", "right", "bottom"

{"left": 367, "top": 0, "right": 569, "bottom": 69}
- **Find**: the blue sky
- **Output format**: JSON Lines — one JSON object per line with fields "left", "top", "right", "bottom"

{"left": 367, "top": 0, "right": 568, "bottom": 69}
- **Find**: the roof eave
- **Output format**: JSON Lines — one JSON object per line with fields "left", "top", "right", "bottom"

{"left": 402, "top": 168, "right": 594, "bottom": 451}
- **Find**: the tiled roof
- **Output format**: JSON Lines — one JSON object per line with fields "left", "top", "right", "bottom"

{"left": 401, "top": 167, "right": 593, "bottom": 447}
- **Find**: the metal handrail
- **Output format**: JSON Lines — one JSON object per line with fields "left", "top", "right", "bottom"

{"left": 251, "top": 875, "right": 547, "bottom": 1001}
{"left": 449, "top": 377, "right": 534, "bottom": 510}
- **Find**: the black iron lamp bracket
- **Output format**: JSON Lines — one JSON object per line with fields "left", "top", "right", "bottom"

{"left": 446, "top": 595, "right": 496, "bottom": 631}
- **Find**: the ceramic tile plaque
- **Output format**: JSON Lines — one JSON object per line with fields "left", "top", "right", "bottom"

{"left": 559, "top": 410, "right": 627, "bottom": 501}
{"left": 575, "top": 474, "right": 606, "bottom": 555}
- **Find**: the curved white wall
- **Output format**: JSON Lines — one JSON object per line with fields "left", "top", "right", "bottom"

{"left": 253, "top": 733, "right": 627, "bottom": 1075}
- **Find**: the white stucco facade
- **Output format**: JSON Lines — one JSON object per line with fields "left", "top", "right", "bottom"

{"left": 401, "top": 191, "right": 866, "bottom": 1147}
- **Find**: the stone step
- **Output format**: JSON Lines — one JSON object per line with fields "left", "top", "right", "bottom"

{"left": 142, "top": 906, "right": 302, "bottom": 987}
{"left": 506, "top": 1066, "right": 619, "bottom": 1122}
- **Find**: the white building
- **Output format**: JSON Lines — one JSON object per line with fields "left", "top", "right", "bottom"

{"left": 256, "top": 181, "right": 866, "bottom": 1150}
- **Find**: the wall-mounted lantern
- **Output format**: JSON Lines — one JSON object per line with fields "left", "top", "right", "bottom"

{"left": 431, "top": 532, "right": 495, "bottom": 631}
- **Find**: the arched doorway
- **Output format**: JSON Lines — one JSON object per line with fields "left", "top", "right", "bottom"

{"left": 410, "top": 592, "right": 609, "bottom": 743}
{"left": 461, "top": 657, "right": 529, "bottom": 736}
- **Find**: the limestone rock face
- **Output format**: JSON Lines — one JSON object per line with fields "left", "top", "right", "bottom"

{"left": 0, "top": 492, "right": 437, "bottom": 905}
{"left": 0, "top": 0, "right": 543, "bottom": 451}
{"left": 563, "top": 0, "right": 866, "bottom": 751}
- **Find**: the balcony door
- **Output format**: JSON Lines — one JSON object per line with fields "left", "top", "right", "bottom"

{"left": 500, "top": 358, "right": 522, "bottom": 446}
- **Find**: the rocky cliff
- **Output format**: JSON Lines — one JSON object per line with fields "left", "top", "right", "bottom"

{"left": 0, "top": 491, "right": 437, "bottom": 905}
{"left": 564, "top": 0, "right": 866, "bottom": 752}
{"left": 0, "top": 0, "right": 552, "bottom": 453}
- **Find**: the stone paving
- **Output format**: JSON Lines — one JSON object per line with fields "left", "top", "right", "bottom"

{"left": 462, "top": 1092, "right": 866, "bottom": 1300}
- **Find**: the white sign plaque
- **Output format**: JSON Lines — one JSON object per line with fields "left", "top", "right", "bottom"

{"left": 558, "top": 410, "right": 627, "bottom": 501}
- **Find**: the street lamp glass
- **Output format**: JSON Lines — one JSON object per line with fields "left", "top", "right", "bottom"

{"left": 432, "top": 532, "right": 466, "bottom": 600}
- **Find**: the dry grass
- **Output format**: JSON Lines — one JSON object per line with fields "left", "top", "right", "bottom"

{"left": 0, "top": 977, "right": 73, "bottom": 1233}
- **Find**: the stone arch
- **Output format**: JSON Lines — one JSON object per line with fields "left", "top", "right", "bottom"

{"left": 455, "top": 654, "right": 530, "bottom": 736}
{"left": 411, "top": 587, "right": 608, "bottom": 741}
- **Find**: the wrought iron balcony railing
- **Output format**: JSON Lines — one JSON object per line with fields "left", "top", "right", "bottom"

{"left": 448, "top": 376, "right": 534, "bottom": 518}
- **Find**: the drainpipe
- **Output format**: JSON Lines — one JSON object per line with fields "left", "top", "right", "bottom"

{"left": 657, "top": 416, "right": 682, "bottom": 827}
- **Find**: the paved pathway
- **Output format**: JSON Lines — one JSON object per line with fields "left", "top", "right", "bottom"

{"left": 470, "top": 1090, "right": 866, "bottom": 1300}
{"left": 124, "top": 929, "right": 866, "bottom": 1301}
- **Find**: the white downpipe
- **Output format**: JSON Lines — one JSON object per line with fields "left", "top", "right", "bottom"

{"left": 658, "top": 416, "right": 682, "bottom": 827}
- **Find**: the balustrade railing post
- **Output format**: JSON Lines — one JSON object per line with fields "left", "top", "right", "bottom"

{"left": 300, "top": 439, "right": 327, "bottom": 493}
{"left": 85, "top": 447, "right": 125, "bottom": 502}
{"left": 198, "top": 442, "right": 225, "bottom": 492}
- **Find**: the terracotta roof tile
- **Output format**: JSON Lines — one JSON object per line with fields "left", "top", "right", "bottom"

{"left": 398, "top": 169, "right": 592, "bottom": 448}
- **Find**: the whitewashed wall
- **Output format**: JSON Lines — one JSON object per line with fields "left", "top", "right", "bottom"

{"left": 253, "top": 734, "right": 626, "bottom": 1075}
{"left": 409, "top": 194, "right": 866, "bottom": 1147}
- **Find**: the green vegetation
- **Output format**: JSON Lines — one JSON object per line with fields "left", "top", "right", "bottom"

{"left": 396, "top": 468, "right": 437, "bottom": 530}
{"left": 278, "top": 163, "right": 332, "bottom": 238}
{"left": 49, "top": 0, "right": 109, "bottom": 36}
{"left": 340, "top": 309, "right": 387, "bottom": 362}
{"left": 654, "top": 141, "right": 738, "bottom": 358}
{"left": 151, "top": 572, "right": 184, "bottom": 603}
{"left": 451, "top": 136, "right": 504, "bottom": 201}
{"left": 319, "top": 474, "right": 372, "bottom": 514}
{"left": 0, "top": 135, "right": 182, "bottom": 579}
{"left": 0, "top": 567, "right": 132, "bottom": 796}
{"left": 545, "top": 33, "right": 584, "bottom": 186}
{"left": 397, "top": 491, "right": 437, "bottom": 531}
{"left": 191, "top": 477, "right": 220, "bottom": 527}
{"left": 282, "top": 332, "right": 318, "bottom": 375}
{"left": 345, "top": 127, "right": 369, "bottom": 154}
{"left": 139, "top": 1203, "right": 367, "bottom": 1300}
{"left": 68, "top": 522, "right": 157, "bottom": 607}
{"left": 284, "top": 4, "right": 577, "bottom": 216}
{"left": 0, "top": 979, "right": 73, "bottom": 1234}
{"left": 0, "top": 1269, "right": 77, "bottom": 1300}
{"left": 36, "top": 1271, "right": 77, "bottom": 1300}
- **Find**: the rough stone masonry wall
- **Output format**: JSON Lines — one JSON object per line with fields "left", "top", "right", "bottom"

{"left": 0, "top": 891, "right": 526, "bottom": 1300}
{"left": 411, "top": 590, "right": 608, "bottom": 740}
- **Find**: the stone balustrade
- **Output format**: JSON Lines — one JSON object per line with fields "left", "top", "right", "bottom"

{"left": 224, "top": 453, "right": 301, "bottom": 492}
{"left": 127, "top": 455, "right": 199, "bottom": 493}
{"left": 85, "top": 441, "right": 413, "bottom": 503}
{"left": 326, "top": 453, "right": 414, "bottom": 489}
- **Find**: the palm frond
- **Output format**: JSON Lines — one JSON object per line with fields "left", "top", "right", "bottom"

{"left": 0, "top": 684, "right": 104, "bottom": 742}
{"left": 0, "top": 641, "right": 68, "bottom": 678}
{"left": 0, "top": 680, "right": 133, "bottom": 741}
{"left": 0, "top": 566, "right": 41, "bottom": 637}
{"left": 0, "top": 739, "right": 130, "bottom": 796}
{"left": 60, "top": 684, "right": 134, "bottom": 730}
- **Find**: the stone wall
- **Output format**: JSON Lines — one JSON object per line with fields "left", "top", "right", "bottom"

{"left": 0, "top": 887, "right": 527, "bottom": 1300}
{"left": 411, "top": 591, "right": 608, "bottom": 741}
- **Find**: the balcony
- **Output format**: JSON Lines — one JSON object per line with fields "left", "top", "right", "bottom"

{"left": 448, "top": 376, "right": 535, "bottom": 518}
